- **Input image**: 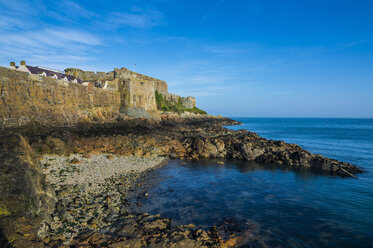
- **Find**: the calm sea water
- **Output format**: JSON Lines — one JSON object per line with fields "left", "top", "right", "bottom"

{"left": 131, "top": 118, "right": 373, "bottom": 247}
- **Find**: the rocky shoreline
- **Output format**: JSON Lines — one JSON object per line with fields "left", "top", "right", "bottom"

{"left": 39, "top": 154, "right": 233, "bottom": 247}
{"left": 0, "top": 115, "right": 363, "bottom": 247}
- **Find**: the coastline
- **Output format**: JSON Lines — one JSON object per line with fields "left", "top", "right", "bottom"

{"left": 0, "top": 115, "right": 363, "bottom": 247}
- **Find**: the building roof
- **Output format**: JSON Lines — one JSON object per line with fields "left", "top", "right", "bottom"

{"left": 26, "top": 65, "right": 82, "bottom": 84}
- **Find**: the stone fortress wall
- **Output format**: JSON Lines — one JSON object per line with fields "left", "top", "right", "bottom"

{"left": 65, "top": 67, "right": 196, "bottom": 116}
{"left": 0, "top": 64, "right": 197, "bottom": 128}
{"left": 64, "top": 67, "right": 168, "bottom": 95}
{"left": 0, "top": 67, "right": 121, "bottom": 128}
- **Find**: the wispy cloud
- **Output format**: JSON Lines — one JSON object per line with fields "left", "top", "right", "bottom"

{"left": 105, "top": 8, "right": 164, "bottom": 28}
{"left": 0, "top": 0, "right": 167, "bottom": 68}
{"left": 204, "top": 47, "right": 242, "bottom": 55}
{"left": 1, "top": 28, "right": 101, "bottom": 49}
{"left": 0, "top": 28, "right": 102, "bottom": 69}
{"left": 58, "top": 0, "right": 96, "bottom": 19}
{"left": 0, "top": 0, "right": 36, "bottom": 15}
{"left": 0, "top": 15, "right": 29, "bottom": 30}
{"left": 202, "top": 0, "right": 224, "bottom": 21}
{"left": 336, "top": 40, "right": 372, "bottom": 49}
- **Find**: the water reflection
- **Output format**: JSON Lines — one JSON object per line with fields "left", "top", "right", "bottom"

{"left": 128, "top": 160, "right": 373, "bottom": 248}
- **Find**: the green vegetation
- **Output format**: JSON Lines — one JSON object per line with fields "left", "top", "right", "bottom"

{"left": 0, "top": 205, "right": 10, "bottom": 216}
{"left": 155, "top": 90, "right": 165, "bottom": 108}
{"left": 155, "top": 90, "right": 207, "bottom": 114}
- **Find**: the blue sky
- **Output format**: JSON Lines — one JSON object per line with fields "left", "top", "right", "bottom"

{"left": 1, "top": 0, "right": 372, "bottom": 117}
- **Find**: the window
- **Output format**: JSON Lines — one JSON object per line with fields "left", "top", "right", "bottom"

{"left": 41, "top": 72, "right": 47, "bottom": 76}
{"left": 52, "top": 74, "right": 58, "bottom": 79}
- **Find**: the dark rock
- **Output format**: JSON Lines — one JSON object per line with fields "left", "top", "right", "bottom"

{"left": 0, "top": 135, "right": 57, "bottom": 247}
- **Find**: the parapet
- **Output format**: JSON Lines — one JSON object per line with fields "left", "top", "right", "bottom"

{"left": 65, "top": 68, "right": 115, "bottom": 81}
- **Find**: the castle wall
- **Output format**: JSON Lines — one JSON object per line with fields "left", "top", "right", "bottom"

{"left": 128, "top": 79, "right": 157, "bottom": 111}
{"left": 114, "top": 67, "right": 168, "bottom": 95}
{"left": 65, "top": 68, "right": 114, "bottom": 81}
{"left": 65, "top": 67, "right": 168, "bottom": 114}
{"left": 0, "top": 67, "right": 121, "bottom": 128}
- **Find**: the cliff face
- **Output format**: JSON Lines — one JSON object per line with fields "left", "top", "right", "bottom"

{"left": 0, "top": 67, "right": 121, "bottom": 128}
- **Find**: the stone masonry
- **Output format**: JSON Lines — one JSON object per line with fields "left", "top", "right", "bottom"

{"left": 0, "top": 63, "right": 198, "bottom": 128}
{"left": 65, "top": 67, "right": 196, "bottom": 117}
{"left": 0, "top": 67, "right": 121, "bottom": 128}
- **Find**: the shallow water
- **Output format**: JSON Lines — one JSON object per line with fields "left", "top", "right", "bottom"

{"left": 130, "top": 118, "right": 373, "bottom": 247}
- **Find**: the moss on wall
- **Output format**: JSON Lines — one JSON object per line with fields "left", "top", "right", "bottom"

{"left": 155, "top": 90, "right": 206, "bottom": 114}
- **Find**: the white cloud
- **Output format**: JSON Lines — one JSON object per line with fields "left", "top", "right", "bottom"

{"left": 0, "top": 15, "right": 30, "bottom": 30}
{"left": 58, "top": 0, "right": 96, "bottom": 19}
{"left": 105, "top": 8, "right": 164, "bottom": 28}
{"left": 0, "top": 28, "right": 102, "bottom": 69}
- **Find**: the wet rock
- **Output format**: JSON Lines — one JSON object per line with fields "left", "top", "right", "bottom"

{"left": 143, "top": 219, "right": 171, "bottom": 230}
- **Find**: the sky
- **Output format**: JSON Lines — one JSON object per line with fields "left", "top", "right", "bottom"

{"left": 0, "top": 0, "right": 372, "bottom": 117}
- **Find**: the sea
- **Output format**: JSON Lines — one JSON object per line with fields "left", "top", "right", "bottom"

{"left": 130, "top": 118, "right": 373, "bottom": 247}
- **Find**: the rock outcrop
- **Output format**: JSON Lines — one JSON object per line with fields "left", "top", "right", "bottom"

{"left": 0, "top": 134, "right": 56, "bottom": 248}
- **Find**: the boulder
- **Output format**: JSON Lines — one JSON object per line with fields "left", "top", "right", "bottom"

{"left": 120, "top": 106, "right": 152, "bottom": 119}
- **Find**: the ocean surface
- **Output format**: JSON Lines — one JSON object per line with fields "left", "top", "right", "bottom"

{"left": 130, "top": 118, "right": 373, "bottom": 247}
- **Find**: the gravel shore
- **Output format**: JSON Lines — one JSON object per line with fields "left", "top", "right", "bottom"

{"left": 39, "top": 154, "right": 169, "bottom": 245}
{"left": 41, "top": 154, "right": 166, "bottom": 193}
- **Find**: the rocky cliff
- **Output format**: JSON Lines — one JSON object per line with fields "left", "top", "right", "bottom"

{"left": 0, "top": 134, "right": 56, "bottom": 248}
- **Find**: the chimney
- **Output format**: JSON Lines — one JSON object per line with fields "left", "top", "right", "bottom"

{"left": 9, "top": 62, "right": 16, "bottom": 69}
{"left": 18, "top": 60, "right": 29, "bottom": 73}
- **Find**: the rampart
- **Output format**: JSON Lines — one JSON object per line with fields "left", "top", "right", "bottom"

{"left": 65, "top": 68, "right": 114, "bottom": 81}
{"left": 1, "top": 64, "right": 198, "bottom": 128}
{"left": 65, "top": 67, "right": 168, "bottom": 96}
{"left": 0, "top": 67, "right": 121, "bottom": 128}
